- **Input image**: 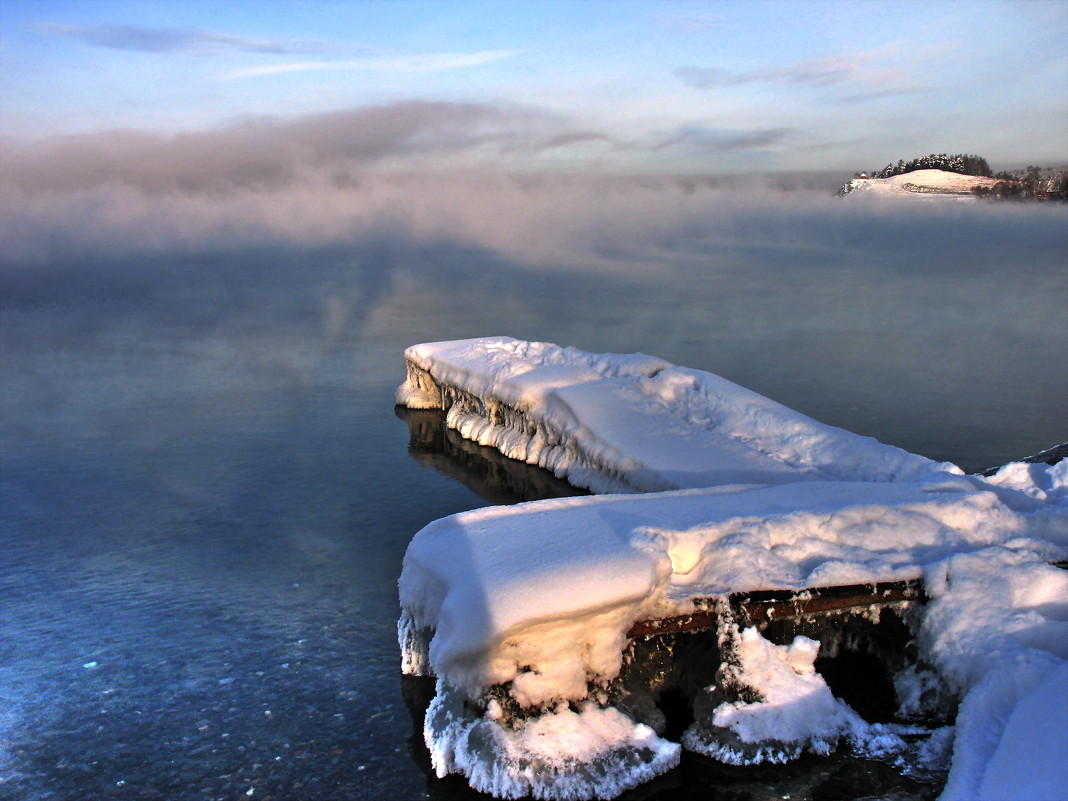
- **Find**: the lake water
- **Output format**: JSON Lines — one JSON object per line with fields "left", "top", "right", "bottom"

{"left": 2, "top": 196, "right": 1066, "bottom": 800}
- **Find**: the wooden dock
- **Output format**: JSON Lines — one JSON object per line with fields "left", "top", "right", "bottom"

{"left": 627, "top": 578, "right": 926, "bottom": 639}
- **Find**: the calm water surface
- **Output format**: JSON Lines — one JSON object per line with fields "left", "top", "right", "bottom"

{"left": 2, "top": 206, "right": 1066, "bottom": 800}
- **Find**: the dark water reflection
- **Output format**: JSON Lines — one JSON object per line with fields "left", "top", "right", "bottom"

{"left": 396, "top": 407, "right": 587, "bottom": 505}
{"left": 1, "top": 206, "right": 1065, "bottom": 800}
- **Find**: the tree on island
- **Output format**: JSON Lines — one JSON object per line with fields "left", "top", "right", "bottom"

{"left": 870, "top": 153, "right": 993, "bottom": 179}
{"left": 973, "top": 166, "right": 1068, "bottom": 201}
{"left": 839, "top": 153, "right": 1067, "bottom": 201}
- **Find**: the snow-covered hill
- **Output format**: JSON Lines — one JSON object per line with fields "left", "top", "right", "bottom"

{"left": 838, "top": 169, "right": 1002, "bottom": 200}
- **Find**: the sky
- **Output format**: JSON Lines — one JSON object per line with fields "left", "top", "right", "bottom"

{"left": 1, "top": 0, "right": 1067, "bottom": 175}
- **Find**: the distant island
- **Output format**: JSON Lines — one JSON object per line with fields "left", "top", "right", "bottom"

{"left": 837, "top": 153, "right": 1068, "bottom": 200}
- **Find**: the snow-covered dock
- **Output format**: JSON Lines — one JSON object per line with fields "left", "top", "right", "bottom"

{"left": 396, "top": 337, "right": 955, "bottom": 493}
{"left": 396, "top": 339, "right": 1068, "bottom": 800}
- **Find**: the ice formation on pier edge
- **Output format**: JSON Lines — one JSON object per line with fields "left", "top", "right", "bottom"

{"left": 397, "top": 338, "right": 1068, "bottom": 800}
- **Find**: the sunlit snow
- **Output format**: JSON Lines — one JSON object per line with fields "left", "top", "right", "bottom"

{"left": 840, "top": 169, "right": 1001, "bottom": 200}
{"left": 397, "top": 338, "right": 1068, "bottom": 800}
{"left": 397, "top": 337, "right": 956, "bottom": 493}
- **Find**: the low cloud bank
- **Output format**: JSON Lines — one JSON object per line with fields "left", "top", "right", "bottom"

{"left": 0, "top": 101, "right": 571, "bottom": 195}
{"left": 2, "top": 101, "right": 1065, "bottom": 269}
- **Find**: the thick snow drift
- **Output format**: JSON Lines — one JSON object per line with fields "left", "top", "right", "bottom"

{"left": 397, "top": 337, "right": 957, "bottom": 493}
{"left": 921, "top": 542, "right": 1068, "bottom": 801}
{"left": 400, "top": 473, "right": 1067, "bottom": 704}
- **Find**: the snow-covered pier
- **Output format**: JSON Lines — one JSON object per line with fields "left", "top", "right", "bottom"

{"left": 396, "top": 338, "right": 1068, "bottom": 801}
{"left": 396, "top": 337, "right": 955, "bottom": 494}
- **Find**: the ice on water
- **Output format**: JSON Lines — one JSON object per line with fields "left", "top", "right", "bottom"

{"left": 397, "top": 338, "right": 1068, "bottom": 800}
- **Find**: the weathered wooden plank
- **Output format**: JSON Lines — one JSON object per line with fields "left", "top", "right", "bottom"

{"left": 626, "top": 578, "right": 926, "bottom": 638}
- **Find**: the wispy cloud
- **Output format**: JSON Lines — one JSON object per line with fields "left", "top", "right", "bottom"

{"left": 532, "top": 132, "right": 618, "bottom": 152}
{"left": 676, "top": 45, "right": 924, "bottom": 100}
{"left": 655, "top": 126, "right": 792, "bottom": 152}
{"left": 40, "top": 23, "right": 318, "bottom": 55}
{"left": 656, "top": 12, "right": 729, "bottom": 32}
{"left": 224, "top": 50, "right": 518, "bottom": 80}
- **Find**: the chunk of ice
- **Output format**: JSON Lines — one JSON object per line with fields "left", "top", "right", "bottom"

{"left": 683, "top": 626, "right": 860, "bottom": 764}
{"left": 425, "top": 681, "right": 680, "bottom": 800}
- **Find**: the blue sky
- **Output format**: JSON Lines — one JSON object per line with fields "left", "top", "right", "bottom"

{"left": 1, "top": 0, "right": 1066, "bottom": 172}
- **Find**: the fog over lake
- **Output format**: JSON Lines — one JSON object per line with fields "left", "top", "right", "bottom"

{"left": 2, "top": 171, "right": 1066, "bottom": 798}
{"left": 3, "top": 2, "right": 1067, "bottom": 794}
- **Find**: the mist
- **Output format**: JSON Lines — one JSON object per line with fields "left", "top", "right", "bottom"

{"left": 3, "top": 101, "right": 1067, "bottom": 470}
{"left": 0, "top": 100, "right": 857, "bottom": 265}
